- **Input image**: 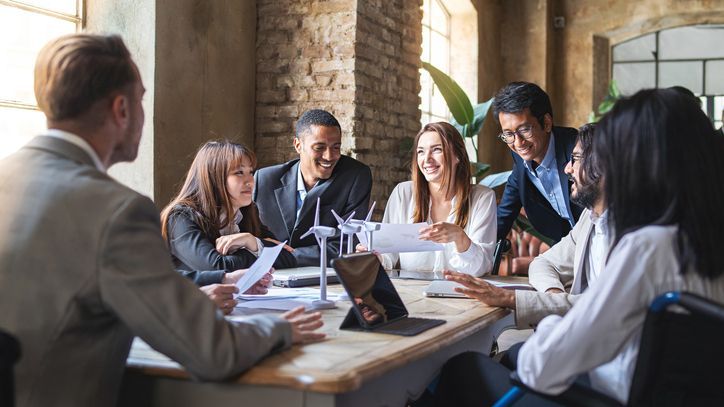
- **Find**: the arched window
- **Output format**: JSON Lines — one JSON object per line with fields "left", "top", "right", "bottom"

{"left": 0, "top": 0, "right": 84, "bottom": 159}
{"left": 612, "top": 25, "right": 724, "bottom": 128}
{"left": 420, "top": 0, "right": 451, "bottom": 126}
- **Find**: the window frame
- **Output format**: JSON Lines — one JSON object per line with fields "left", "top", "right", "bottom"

{"left": 0, "top": 0, "right": 84, "bottom": 157}
{"left": 611, "top": 26, "right": 724, "bottom": 126}
{"left": 420, "top": 0, "right": 452, "bottom": 126}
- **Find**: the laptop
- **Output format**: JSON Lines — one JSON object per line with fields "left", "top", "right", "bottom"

{"left": 272, "top": 266, "right": 339, "bottom": 288}
{"left": 331, "top": 252, "right": 446, "bottom": 336}
{"left": 424, "top": 277, "right": 534, "bottom": 298}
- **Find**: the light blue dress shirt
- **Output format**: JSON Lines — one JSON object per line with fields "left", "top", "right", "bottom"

{"left": 522, "top": 133, "right": 573, "bottom": 226}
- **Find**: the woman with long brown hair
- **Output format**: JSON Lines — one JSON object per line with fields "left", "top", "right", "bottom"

{"left": 376, "top": 122, "right": 497, "bottom": 276}
{"left": 160, "top": 140, "right": 296, "bottom": 312}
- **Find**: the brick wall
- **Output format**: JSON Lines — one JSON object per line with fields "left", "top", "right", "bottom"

{"left": 353, "top": 0, "right": 422, "bottom": 218}
{"left": 255, "top": 0, "right": 422, "bottom": 217}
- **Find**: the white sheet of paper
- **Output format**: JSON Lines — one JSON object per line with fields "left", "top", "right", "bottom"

{"left": 356, "top": 222, "right": 443, "bottom": 253}
{"left": 235, "top": 241, "right": 286, "bottom": 294}
{"left": 237, "top": 287, "right": 322, "bottom": 300}
{"left": 234, "top": 297, "right": 339, "bottom": 311}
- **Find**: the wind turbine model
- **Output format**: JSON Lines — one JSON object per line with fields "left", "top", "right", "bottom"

{"left": 299, "top": 197, "right": 337, "bottom": 309}
{"left": 355, "top": 201, "right": 381, "bottom": 252}
{"left": 331, "top": 210, "right": 362, "bottom": 256}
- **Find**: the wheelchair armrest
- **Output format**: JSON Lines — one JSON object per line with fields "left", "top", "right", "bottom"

{"left": 509, "top": 372, "right": 623, "bottom": 407}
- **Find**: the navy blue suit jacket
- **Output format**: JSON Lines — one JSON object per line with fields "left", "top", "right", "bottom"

{"left": 253, "top": 155, "right": 372, "bottom": 266}
{"left": 496, "top": 126, "right": 583, "bottom": 243}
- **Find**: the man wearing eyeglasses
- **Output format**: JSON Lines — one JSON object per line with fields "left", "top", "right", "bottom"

{"left": 492, "top": 81, "right": 583, "bottom": 243}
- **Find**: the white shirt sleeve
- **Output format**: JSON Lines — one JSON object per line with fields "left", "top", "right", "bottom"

{"left": 516, "top": 230, "right": 667, "bottom": 402}
{"left": 446, "top": 186, "right": 496, "bottom": 276}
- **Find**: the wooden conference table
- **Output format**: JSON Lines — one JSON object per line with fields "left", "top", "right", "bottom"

{"left": 120, "top": 275, "right": 522, "bottom": 407}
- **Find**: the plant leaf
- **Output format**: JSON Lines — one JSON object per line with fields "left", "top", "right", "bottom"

{"left": 399, "top": 136, "right": 414, "bottom": 155}
{"left": 478, "top": 170, "right": 512, "bottom": 188}
{"left": 452, "top": 98, "right": 494, "bottom": 139}
{"left": 471, "top": 161, "right": 491, "bottom": 178}
{"left": 609, "top": 79, "right": 620, "bottom": 99}
{"left": 422, "top": 62, "right": 474, "bottom": 127}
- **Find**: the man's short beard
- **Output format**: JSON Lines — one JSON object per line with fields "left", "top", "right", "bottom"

{"left": 571, "top": 181, "right": 600, "bottom": 209}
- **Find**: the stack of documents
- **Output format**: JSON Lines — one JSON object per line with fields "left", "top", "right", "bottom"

{"left": 234, "top": 287, "right": 345, "bottom": 312}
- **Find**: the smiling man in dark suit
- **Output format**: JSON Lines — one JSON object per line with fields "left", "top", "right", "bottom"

{"left": 253, "top": 109, "right": 372, "bottom": 266}
{"left": 493, "top": 82, "right": 583, "bottom": 244}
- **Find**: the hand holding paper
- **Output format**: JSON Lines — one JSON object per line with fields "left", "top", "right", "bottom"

{"left": 356, "top": 222, "right": 443, "bottom": 254}
{"left": 235, "top": 241, "right": 286, "bottom": 294}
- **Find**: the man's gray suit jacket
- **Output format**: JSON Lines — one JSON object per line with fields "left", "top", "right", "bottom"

{"left": 253, "top": 155, "right": 372, "bottom": 266}
{"left": 514, "top": 209, "right": 595, "bottom": 328}
{"left": 0, "top": 136, "right": 292, "bottom": 407}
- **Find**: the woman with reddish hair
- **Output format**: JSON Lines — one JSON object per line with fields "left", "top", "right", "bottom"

{"left": 375, "top": 122, "right": 496, "bottom": 277}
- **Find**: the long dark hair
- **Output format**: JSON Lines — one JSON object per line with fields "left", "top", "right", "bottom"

{"left": 411, "top": 122, "right": 472, "bottom": 228}
{"left": 161, "top": 140, "right": 261, "bottom": 242}
{"left": 596, "top": 88, "right": 724, "bottom": 279}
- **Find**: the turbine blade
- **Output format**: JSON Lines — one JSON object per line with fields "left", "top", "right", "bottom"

{"left": 300, "top": 230, "right": 313, "bottom": 240}
{"left": 331, "top": 209, "right": 345, "bottom": 225}
{"left": 365, "top": 201, "right": 376, "bottom": 222}
{"left": 314, "top": 197, "right": 320, "bottom": 227}
{"left": 344, "top": 210, "right": 356, "bottom": 223}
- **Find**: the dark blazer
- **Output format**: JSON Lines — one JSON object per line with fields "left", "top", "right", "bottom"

{"left": 497, "top": 126, "right": 583, "bottom": 243}
{"left": 166, "top": 206, "right": 297, "bottom": 285}
{"left": 253, "top": 155, "right": 372, "bottom": 266}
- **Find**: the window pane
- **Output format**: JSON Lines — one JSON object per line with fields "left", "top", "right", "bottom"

{"left": 659, "top": 25, "right": 724, "bottom": 60}
{"left": 430, "top": 0, "right": 449, "bottom": 35}
{"left": 421, "top": 26, "right": 430, "bottom": 62}
{"left": 715, "top": 96, "right": 724, "bottom": 121}
{"left": 14, "top": 0, "right": 78, "bottom": 16}
{"left": 420, "top": 69, "right": 432, "bottom": 113}
{"left": 0, "top": 5, "right": 77, "bottom": 104}
{"left": 0, "top": 107, "right": 46, "bottom": 159}
{"left": 658, "top": 61, "right": 703, "bottom": 94}
{"left": 422, "top": 0, "right": 431, "bottom": 27}
{"left": 431, "top": 84, "right": 449, "bottom": 118}
{"left": 612, "top": 33, "right": 656, "bottom": 62}
{"left": 612, "top": 62, "right": 655, "bottom": 96}
{"left": 705, "top": 60, "right": 724, "bottom": 95}
{"left": 430, "top": 31, "right": 449, "bottom": 72}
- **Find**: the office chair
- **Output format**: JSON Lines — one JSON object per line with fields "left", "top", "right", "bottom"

{"left": 491, "top": 239, "right": 511, "bottom": 275}
{"left": 0, "top": 329, "right": 21, "bottom": 407}
{"left": 494, "top": 291, "right": 724, "bottom": 407}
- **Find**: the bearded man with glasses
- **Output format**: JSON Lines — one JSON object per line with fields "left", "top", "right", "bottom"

{"left": 493, "top": 82, "right": 583, "bottom": 244}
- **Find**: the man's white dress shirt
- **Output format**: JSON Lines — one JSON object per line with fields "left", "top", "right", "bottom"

{"left": 517, "top": 225, "right": 724, "bottom": 403}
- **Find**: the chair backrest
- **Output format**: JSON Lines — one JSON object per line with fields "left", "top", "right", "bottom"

{"left": 0, "top": 329, "right": 21, "bottom": 407}
{"left": 497, "top": 230, "right": 550, "bottom": 276}
{"left": 628, "top": 292, "right": 724, "bottom": 406}
{"left": 491, "top": 238, "right": 511, "bottom": 275}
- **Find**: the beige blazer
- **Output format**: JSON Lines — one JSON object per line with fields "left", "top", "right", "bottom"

{"left": 514, "top": 209, "right": 594, "bottom": 328}
{"left": 0, "top": 136, "right": 292, "bottom": 407}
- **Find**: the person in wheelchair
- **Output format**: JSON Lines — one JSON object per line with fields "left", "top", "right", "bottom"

{"left": 431, "top": 88, "right": 724, "bottom": 406}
